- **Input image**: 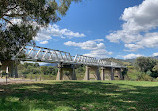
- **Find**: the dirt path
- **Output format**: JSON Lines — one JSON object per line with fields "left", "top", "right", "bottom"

{"left": 0, "top": 78, "right": 36, "bottom": 84}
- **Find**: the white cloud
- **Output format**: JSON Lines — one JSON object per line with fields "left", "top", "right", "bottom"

{"left": 7, "top": 19, "right": 85, "bottom": 45}
{"left": 34, "top": 33, "right": 52, "bottom": 41}
{"left": 123, "top": 54, "right": 143, "bottom": 59}
{"left": 34, "top": 24, "right": 85, "bottom": 44}
{"left": 84, "top": 49, "right": 112, "bottom": 58}
{"left": 125, "top": 32, "right": 158, "bottom": 51}
{"left": 64, "top": 39, "right": 112, "bottom": 58}
{"left": 124, "top": 44, "right": 144, "bottom": 51}
{"left": 152, "top": 52, "right": 158, "bottom": 57}
{"left": 64, "top": 40, "right": 105, "bottom": 50}
{"left": 106, "top": 0, "right": 158, "bottom": 51}
{"left": 40, "top": 41, "right": 48, "bottom": 44}
{"left": 93, "top": 39, "right": 104, "bottom": 42}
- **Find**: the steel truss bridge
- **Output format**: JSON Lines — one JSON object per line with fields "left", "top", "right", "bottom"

{"left": 12, "top": 45, "right": 125, "bottom": 68}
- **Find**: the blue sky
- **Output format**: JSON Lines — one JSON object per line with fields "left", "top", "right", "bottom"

{"left": 35, "top": 0, "right": 158, "bottom": 59}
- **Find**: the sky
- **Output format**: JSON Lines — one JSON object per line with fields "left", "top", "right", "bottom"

{"left": 34, "top": 0, "right": 158, "bottom": 59}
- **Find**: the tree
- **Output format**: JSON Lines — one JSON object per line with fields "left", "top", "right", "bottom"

{"left": 47, "top": 66, "right": 56, "bottom": 75}
{"left": 23, "top": 62, "right": 33, "bottom": 68}
{"left": 152, "top": 64, "right": 158, "bottom": 78}
{"left": 135, "top": 57, "right": 157, "bottom": 73}
{"left": 41, "top": 66, "right": 48, "bottom": 75}
{"left": 34, "top": 63, "right": 40, "bottom": 67}
{"left": 0, "top": 0, "right": 81, "bottom": 61}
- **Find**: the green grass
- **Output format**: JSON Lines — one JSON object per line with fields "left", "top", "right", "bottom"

{"left": 0, "top": 80, "right": 158, "bottom": 111}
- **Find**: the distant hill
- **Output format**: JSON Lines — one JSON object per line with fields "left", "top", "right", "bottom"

{"left": 120, "top": 59, "right": 136, "bottom": 64}
{"left": 102, "top": 58, "right": 136, "bottom": 66}
{"left": 109, "top": 56, "right": 158, "bottom": 66}
{"left": 153, "top": 56, "right": 158, "bottom": 59}
{"left": 41, "top": 63, "right": 57, "bottom": 67}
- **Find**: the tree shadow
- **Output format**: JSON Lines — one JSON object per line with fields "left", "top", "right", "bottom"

{"left": 0, "top": 81, "right": 158, "bottom": 111}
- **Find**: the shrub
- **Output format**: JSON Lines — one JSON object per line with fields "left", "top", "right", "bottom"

{"left": 136, "top": 73, "right": 153, "bottom": 81}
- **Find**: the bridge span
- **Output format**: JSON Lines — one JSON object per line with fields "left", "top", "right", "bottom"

{"left": 1, "top": 45, "right": 127, "bottom": 80}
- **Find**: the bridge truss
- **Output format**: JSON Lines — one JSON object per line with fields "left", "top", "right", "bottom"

{"left": 12, "top": 45, "right": 125, "bottom": 68}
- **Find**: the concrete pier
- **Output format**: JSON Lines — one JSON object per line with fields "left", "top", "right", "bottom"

{"left": 114, "top": 68, "right": 123, "bottom": 80}
{"left": 84, "top": 66, "right": 101, "bottom": 80}
{"left": 56, "top": 63, "right": 77, "bottom": 80}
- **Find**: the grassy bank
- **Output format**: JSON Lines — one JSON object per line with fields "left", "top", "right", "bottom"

{"left": 0, "top": 80, "right": 158, "bottom": 111}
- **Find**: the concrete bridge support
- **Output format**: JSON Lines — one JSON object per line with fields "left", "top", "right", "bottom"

{"left": 100, "top": 67, "right": 114, "bottom": 80}
{"left": 111, "top": 67, "right": 115, "bottom": 80}
{"left": 101, "top": 67, "right": 105, "bottom": 80}
{"left": 84, "top": 66, "right": 101, "bottom": 80}
{"left": 114, "top": 68, "right": 123, "bottom": 80}
{"left": 56, "top": 63, "right": 77, "bottom": 80}
{"left": 0, "top": 60, "right": 18, "bottom": 78}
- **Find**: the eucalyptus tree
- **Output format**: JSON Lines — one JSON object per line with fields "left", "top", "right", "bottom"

{"left": 135, "top": 57, "right": 157, "bottom": 73}
{"left": 0, "top": 0, "right": 81, "bottom": 60}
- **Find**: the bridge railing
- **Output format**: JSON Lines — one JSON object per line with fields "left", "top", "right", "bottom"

{"left": 73, "top": 55, "right": 117, "bottom": 67}
{"left": 13, "top": 45, "right": 124, "bottom": 68}
{"left": 13, "top": 45, "right": 74, "bottom": 63}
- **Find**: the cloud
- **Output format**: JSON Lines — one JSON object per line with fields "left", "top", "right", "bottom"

{"left": 152, "top": 52, "right": 158, "bottom": 57}
{"left": 64, "top": 39, "right": 112, "bottom": 58}
{"left": 93, "top": 39, "right": 104, "bottom": 42}
{"left": 64, "top": 40, "right": 105, "bottom": 50}
{"left": 106, "top": 0, "right": 158, "bottom": 51}
{"left": 34, "top": 24, "right": 85, "bottom": 44}
{"left": 84, "top": 49, "right": 112, "bottom": 58}
{"left": 123, "top": 54, "right": 143, "bottom": 59}
{"left": 39, "top": 41, "right": 48, "bottom": 44}
{"left": 125, "top": 32, "right": 158, "bottom": 51}
{"left": 34, "top": 33, "right": 52, "bottom": 42}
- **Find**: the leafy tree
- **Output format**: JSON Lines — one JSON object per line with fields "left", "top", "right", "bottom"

{"left": 18, "top": 63, "right": 25, "bottom": 71}
{"left": 76, "top": 66, "right": 85, "bottom": 74}
{"left": 27, "top": 65, "right": 34, "bottom": 72}
{"left": 41, "top": 66, "right": 48, "bottom": 75}
{"left": 152, "top": 64, "right": 158, "bottom": 78}
{"left": 0, "top": 0, "right": 82, "bottom": 61}
{"left": 21, "top": 69, "right": 30, "bottom": 75}
{"left": 23, "top": 62, "right": 34, "bottom": 68}
{"left": 41, "top": 66, "right": 57, "bottom": 75}
{"left": 34, "top": 63, "right": 40, "bottom": 67}
{"left": 135, "top": 57, "right": 157, "bottom": 73}
{"left": 152, "top": 64, "right": 158, "bottom": 72}
{"left": 32, "top": 68, "right": 41, "bottom": 74}
{"left": 146, "top": 70, "right": 152, "bottom": 76}
{"left": 47, "top": 66, "right": 57, "bottom": 75}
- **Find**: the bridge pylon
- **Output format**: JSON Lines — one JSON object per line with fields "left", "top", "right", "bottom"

{"left": 56, "top": 63, "right": 77, "bottom": 80}
{"left": 84, "top": 66, "right": 101, "bottom": 80}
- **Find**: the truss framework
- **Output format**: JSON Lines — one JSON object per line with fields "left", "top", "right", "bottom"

{"left": 12, "top": 45, "right": 125, "bottom": 68}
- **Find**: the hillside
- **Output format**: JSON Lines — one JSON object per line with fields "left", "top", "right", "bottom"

{"left": 102, "top": 58, "right": 135, "bottom": 66}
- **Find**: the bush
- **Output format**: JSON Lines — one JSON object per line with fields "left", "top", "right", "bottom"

{"left": 126, "top": 69, "right": 141, "bottom": 81}
{"left": 136, "top": 73, "right": 153, "bottom": 81}
{"left": 146, "top": 70, "right": 152, "bottom": 76}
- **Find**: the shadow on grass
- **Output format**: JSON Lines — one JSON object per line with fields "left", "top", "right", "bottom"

{"left": 0, "top": 81, "right": 158, "bottom": 111}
